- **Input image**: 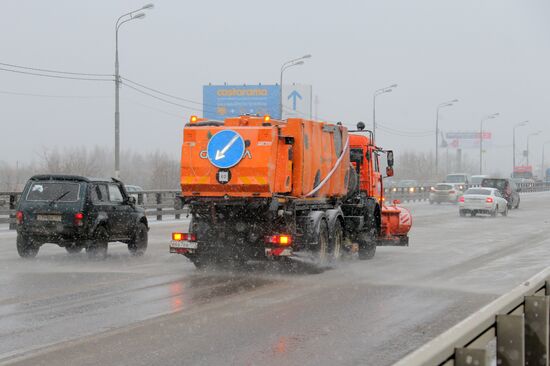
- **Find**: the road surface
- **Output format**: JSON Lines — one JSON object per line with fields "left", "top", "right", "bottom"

{"left": 1, "top": 192, "right": 549, "bottom": 365}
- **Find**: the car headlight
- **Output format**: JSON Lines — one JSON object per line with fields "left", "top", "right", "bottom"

{"left": 409, "top": 187, "right": 415, "bottom": 193}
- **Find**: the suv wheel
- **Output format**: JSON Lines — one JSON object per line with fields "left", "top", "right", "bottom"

{"left": 17, "top": 234, "right": 39, "bottom": 258}
{"left": 87, "top": 226, "right": 108, "bottom": 259}
{"left": 128, "top": 222, "right": 148, "bottom": 256}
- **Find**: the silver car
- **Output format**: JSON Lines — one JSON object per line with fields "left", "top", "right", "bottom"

{"left": 458, "top": 187, "right": 509, "bottom": 217}
{"left": 429, "top": 183, "right": 464, "bottom": 204}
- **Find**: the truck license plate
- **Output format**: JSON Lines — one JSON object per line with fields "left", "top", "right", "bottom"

{"left": 170, "top": 241, "right": 198, "bottom": 249}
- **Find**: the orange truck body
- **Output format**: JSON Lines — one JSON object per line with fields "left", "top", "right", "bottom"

{"left": 172, "top": 115, "right": 410, "bottom": 267}
{"left": 181, "top": 116, "right": 349, "bottom": 199}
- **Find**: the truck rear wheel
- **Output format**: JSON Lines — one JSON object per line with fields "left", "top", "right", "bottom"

{"left": 330, "top": 221, "right": 344, "bottom": 262}
{"left": 358, "top": 230, "right": 377, "bottom": 260}
{"left": 315, "top": 220, "right": 330, "bottom": 266}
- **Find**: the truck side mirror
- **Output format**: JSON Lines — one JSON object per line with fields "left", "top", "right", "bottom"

{"left": 386, "top": 166, "right": 394, "bottom": 177}
{"left": 387, "top": 151, "right": 394, "bottom": 167}
{"left": 127, "top": 196, "right": 136, "bottom": 205}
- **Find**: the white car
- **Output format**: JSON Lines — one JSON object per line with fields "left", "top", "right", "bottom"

{"left": 458, "top": 187, "right": 508, "bottom": 217}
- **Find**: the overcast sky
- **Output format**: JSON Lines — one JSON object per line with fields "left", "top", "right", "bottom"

{"left": 1, "top": 0, "right": 549, "bottom": 176}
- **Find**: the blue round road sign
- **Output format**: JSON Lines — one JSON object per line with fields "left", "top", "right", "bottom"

{"left": 206, "top": 130, "right": 246, "bottom": 169}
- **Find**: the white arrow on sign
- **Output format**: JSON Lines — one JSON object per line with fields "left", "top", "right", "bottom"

{"left": 215, "top": 135, "right": 240, "bottom": 160}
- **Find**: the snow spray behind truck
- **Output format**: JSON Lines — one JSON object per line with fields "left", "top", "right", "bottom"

{"left": 171, "top": 115, "right": 411, "bottom": 268}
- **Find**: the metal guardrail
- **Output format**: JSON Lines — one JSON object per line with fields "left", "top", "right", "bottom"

{"left": 0, "top": 190, "right": 187, "bottom": 230}
{"left": 384, "top": 182, "right": 550, "bottom": 203}
{"left": 393, "top": 267, "right": 550, "bottom": 366}
{"left": 2, "top": 182, "right": 549, "bottom": 229}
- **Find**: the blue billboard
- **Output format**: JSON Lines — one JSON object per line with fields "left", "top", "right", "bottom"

{"left": 203, "top": 84, "right": 281, "bottom": 120}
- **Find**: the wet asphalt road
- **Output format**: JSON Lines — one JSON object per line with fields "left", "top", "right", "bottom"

{"left": 1, "top": 193, "right": 550, "bottom": 366}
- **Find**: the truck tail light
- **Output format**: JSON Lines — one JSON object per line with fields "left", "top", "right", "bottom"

{"left": 266, "top": 234, "right": 292, "bottom": 246}
{"left": 486, "top": 197, "right": 494, "bottom": 203}
{"left": 172, "top": 232, "right": 196, "bottom": 241}
{"left": 16, "top": 211, "right": 23, "bottom": 225}
{"left": 74, "top": 212, "right": 84, "bottom": 226}
{"left": 459, "top": 196, "right": 465, "bottom": 202}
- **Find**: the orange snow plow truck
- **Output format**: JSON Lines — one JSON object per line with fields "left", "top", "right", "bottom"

{"left": 171, "top": 115, "right": 411, "bottom": 268}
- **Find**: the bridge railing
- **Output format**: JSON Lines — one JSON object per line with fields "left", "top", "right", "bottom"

{"left": 2, "top": 182, "right": 549, "bottom": 229}
{"left": 0, "top": 190, "right": 188, "bottom": 230}
{"left": 384, "top": 182, "right": 550, "bottom": 203}
{"left": 393, "top": 267, "right": 550, "bottom": 366}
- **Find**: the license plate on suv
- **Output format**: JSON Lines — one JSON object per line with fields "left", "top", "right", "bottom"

{"left": 36, "top": 214, "right": 62, "bottom": 222}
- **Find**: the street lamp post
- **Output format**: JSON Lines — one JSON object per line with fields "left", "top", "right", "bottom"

{"left": 435, "top": 99, "right": 458, "bottom": 177}
{"left": 526, "top": 130, "right": 541, "bottom": 166}
{"left": 512, "top": 120, "right": 528, "bottom": 175}
{"left": 373, "top": 84, "right": 397, "bottom": 142}
{"left": 114, "top": 4, "right": 153, "bottom": 179}
{"left": 541, "top": 140, "right": 550, "bottom": 181}
{"left": 279, "top": 54, "right": 311, "bottom": 119}
{"left": 479, "top": 113, "right": 499, "bottom": 175}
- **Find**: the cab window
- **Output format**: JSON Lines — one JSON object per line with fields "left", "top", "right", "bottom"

{"left": 374, "top": 153, "right": 380, "bottom": 173}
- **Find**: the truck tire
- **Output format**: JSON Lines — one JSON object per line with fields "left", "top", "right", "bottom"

{"left": 330, "top": 220, "right": 344, "bottom": 263}
{"left": 358, "top": 231, "right": 376, "bottom": 260}
{"left": 128, "top": 222, "right": 148, "bottom": 256}
{"left": 17, "top": 234, "right": 39, "bottom": 258}
{"left": 87, "top": 226, "right": 108, "bottom": 260}
{"left": 188, "top": 254, "right": 209, "bottom": 269}
{"left": 315, "top": 220, "right": 330, "bottom": 266}
{"left": 459, "top": 209, "right": 466, "bottom": 217}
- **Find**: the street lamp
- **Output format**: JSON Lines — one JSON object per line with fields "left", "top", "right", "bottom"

{"left": 526, "top": 130, "right": 541, "bottom": 166}
{"left": 114, "top": 4, "right": 153, "bottom": 179}
{"left": 435, "top": 99, "right": 458, "bottom": 176}
{"left": 279, "top": 54, "right": 311, "bottom": 119}
{"left": 541, "top": 140, "right": 550, "bottom": 181}
{"left": 479, "top": 113, "right": 499, "bottom": 175}
{"left": 373, "top": 84, "right": 397, "bottom": 142}
{"left": 512, "top": 120, "right": 528, "bottom": 175}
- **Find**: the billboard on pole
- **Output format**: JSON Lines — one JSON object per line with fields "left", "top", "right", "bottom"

{"left": 445, "top": 131, "right": 492, "bottom": 149}
{"left": 203, "top": 84, "right": 281, "bottom": 120}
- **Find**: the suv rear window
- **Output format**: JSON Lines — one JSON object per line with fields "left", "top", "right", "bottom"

{"left": 482, "top": 179, "right": 507, "bottom": 190}
{"left": 26, "top": 182, "right": 81, "bottom": 202}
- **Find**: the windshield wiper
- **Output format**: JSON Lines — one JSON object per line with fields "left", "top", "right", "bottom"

{"left": 48, "top": 191, "right": 71, "bottom": 206}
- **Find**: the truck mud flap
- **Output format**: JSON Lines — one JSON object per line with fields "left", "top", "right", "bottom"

{"left": 377, "top": 236, "right": 409, "bottom": 247}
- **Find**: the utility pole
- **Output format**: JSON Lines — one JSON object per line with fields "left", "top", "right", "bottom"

{"left": 479, "top": 113, "right": 499, "bottom": 175}
{"left": 114, "top": 4, "right": 153, "bottom": 178}
{"left": 435, "top": 99, "right": 458, "bottom": 177}
{"left": 512, "top": 121, "right": 528, "bottom": 176}
{"left": 314, "top": 95, "right": 319, "bottom": 121}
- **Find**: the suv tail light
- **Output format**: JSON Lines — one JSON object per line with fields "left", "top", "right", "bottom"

{"left": 265, "top": 234, "right": 292, "bottom": 246}
{"left": 74, "top": 212, "right": 84, "bottom": 226}
{"left": 486, "top": 197, "right": 494, "bottom": 203}
{"left": 16, "top": 211, "right": 23, "bottom": 225}
{"left": 172, "top": 232, "right": 196, "bottom": 241}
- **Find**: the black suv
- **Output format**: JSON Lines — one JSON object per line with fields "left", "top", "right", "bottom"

{"left": 480, "top": 177, "right": 520, "bottom": 209}
{"left": 15, "top": 175, "right": 148, "bottom": 259}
